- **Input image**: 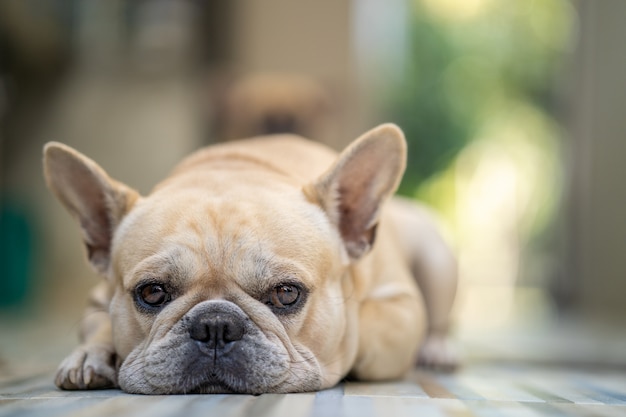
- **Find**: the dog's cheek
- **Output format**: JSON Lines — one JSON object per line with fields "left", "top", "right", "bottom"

{"left": 110, "top": 295, "right": 147, "bottom": 360}
{"left": 309, "top": 299, "right": 345, "bottom": 353}
{"left": 300, "top": 285, "right": 357, "bottom": 382}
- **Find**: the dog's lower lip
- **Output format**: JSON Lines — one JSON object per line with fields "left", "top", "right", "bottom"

{"left": 190, "top": 381, "right": 236, "bottom": 394}
{"left": 181, "top": 368, "right": 241, "bottom": 394}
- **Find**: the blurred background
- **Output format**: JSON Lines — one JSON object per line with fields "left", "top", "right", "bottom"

{"left": 1, "top": 0, "right": 625, "bottom": 375}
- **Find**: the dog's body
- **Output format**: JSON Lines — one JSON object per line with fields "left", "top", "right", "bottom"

{"left": 44, "top": 124, "right": 457, "bottom": 394}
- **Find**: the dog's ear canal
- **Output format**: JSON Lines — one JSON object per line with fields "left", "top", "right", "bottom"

{"left": 43, "top": 143, "right": 140, "bottom": 275}
{"left": 308, "top": 123, "right": 407, "bottom": 260}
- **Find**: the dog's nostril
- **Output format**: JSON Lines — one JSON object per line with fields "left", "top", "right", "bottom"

{"left": 189, "top": 314, "right": 245, "bottom": 346}
{"left": 222, "top": 320, "right": 244, "bottom": 342}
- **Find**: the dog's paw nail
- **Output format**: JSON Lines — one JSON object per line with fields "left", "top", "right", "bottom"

{"left": 68, "top": 369, "right": 77, "bottom": 385}
{"left": 84, "top": 367, "right": 93, "bottom": 385}
{"left": 54, "top": 371, "right": 65, "bottom": 388}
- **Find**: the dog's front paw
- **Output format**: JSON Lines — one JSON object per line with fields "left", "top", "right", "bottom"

{"left": 417, "top": 333, "right": 459, "bottom": 371}
{"left": 55, "top": 344, "right": 118, "bottom": 390}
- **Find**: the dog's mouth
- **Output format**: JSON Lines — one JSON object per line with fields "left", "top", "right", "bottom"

{"left": 183, "top": 371, "right": 268, "bottom": 395}
{"left": 188, "top": 381, "right": 237, "bottom": 394}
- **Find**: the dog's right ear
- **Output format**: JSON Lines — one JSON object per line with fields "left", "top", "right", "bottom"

{"left": 43, "top": 142, "right": 140, "bottom": 275}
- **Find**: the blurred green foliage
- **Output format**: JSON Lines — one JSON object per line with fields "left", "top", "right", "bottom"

{"left": 387, "top": 0, "right": 574, "bottom": 196}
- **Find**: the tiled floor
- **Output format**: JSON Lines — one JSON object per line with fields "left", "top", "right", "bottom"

{"left": 1, "top": 364, "right": 626, "bottom": 417}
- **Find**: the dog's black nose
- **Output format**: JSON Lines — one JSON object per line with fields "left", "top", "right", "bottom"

{"left": 189, "top": 314, "right": 245, "bottom": 347}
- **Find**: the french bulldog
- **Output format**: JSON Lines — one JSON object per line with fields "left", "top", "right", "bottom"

{"left": 43, "top": 123, "right": 457, "bottom": 394}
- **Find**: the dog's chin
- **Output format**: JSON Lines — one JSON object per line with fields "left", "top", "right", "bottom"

{"left": 182, "top": 372, "right": 272, "bottom": 395}
{"left": 121, "top": 372, "right": 271, "bottom": 395}
{"left": 189, "top": 384, "right": 237, "bottom": 395}
{"left": 187, "top": 380, "right": 257, "bottom": 395}
{"left": 119, "top": 361, "right": 324, "bottom": 395}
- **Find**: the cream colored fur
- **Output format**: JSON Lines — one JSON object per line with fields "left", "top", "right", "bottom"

{"left": 43, "top": 124, "right": 457, "bottom": 394}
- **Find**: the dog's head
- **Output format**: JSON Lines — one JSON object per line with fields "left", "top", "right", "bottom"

{"left": 43, "top": 124, "right": 406, "bottom": 394}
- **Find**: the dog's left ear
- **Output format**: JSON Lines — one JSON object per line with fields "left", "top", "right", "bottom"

{"left": 307, "top": 123, "right": 407, "bottom": 260}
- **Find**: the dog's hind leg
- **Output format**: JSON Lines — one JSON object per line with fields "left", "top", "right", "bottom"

{"left": 388, "top": 197, "right": 459, "bottom": 370}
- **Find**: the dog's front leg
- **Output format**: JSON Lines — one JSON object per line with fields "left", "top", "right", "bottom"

{"left": 350, "top": 291, "right": 426, "bottom": 381}
{"left": 55, "top": 282, "right": 117, "bottom": 390}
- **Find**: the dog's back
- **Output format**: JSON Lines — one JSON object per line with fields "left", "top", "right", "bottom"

{"left": 169, "top": 135, "right": 338, "bottom": 186}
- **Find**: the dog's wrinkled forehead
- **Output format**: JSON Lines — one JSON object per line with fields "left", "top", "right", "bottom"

{"left": 111, "top": 187, "right": 339, "bottom": 288}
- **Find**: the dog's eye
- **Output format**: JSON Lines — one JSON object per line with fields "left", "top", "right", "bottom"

{"left": 268, "top": 284, "right": 300, "bottom": 309}
{"left": 137, "top": 283, "right": 171, "bottom": 308}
